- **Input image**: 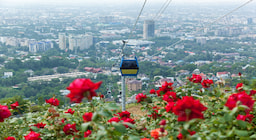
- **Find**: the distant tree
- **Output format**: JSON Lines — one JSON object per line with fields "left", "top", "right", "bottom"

{"left": 57, "top": 66, "right": 69, "bottom": 73}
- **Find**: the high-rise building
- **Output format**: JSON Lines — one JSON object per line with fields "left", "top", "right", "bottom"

{"left": 29, "top": 41, "right": 53, "bottom": 53}
{"left": 143, "top": 20, "right": 155, "bottom": 40}
{"left": 247, "top": 18, "right": 253, "bottom": 25}
{"left": 69, "top": 34, "right": 93, "bottom": 51}
{"left": 59, "top": 33, "right": 66, "bottom": 50}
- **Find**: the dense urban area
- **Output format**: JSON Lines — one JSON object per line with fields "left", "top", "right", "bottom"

{"left": 0, "top": 1, "right": 256, "bottom": 105}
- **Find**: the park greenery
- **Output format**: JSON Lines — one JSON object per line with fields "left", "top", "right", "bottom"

{"left": 1, "top": 75, "right": 256, "bottom": 139}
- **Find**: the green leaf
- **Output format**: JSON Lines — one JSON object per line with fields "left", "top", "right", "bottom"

{"left": 106, "top": 103, "right": 120, "bottom": 110}
{"left": 227, "top": 127, "right": 235, "bottom": 137}
{"left": 98, "top": 109, "right": 112, "bottom": 117}
{"left": 230, "top": 107, "right": 238, "bottom": 116}
{"left": 235, "top": 130, "right": 249, "bottom": 137}
{"left": 81, "top": 122, "right": 90, "bottom": 131}
{"left": 30, "top": 126, "right": 39, "bottom": 132}
{"left": 128, "top": 135, "right": 140, "bottom": 140}
{"left": 237, "top": 120, "right": 248, "bottom": 129}
{"left": 224, "top": 113, "right": 233, "bottom": 122}
{"left": 123, "top": 122, "right": 135, "bottom": 129}
{"left": 92, "top": 113, "right": 100, "bottom": 121}
{"left": 113, "top": 123, "right": 127, "bottom": 134}
{"left": 250, "top": 134, "right": 256, "bottom": 138}
{"left": 238, "top": 105, "right": 250, "bottom": 111}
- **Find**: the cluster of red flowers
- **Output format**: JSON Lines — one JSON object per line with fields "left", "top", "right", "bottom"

{"left": 109, "top": 111, "right": 135, "bottom": 128}
{"left": 189, "top": 74, "right": 214, "bottom": 88}
{"left": 65, "top": 108, "right": 75, "bottom": 115}
{"left": 155, "top": 81, "right": 173, "bottom": 96}
{"left": 172, "top": 96, "right": 207, "bottom": 121}
{"left": 162, "top": 91, "right": 177, "bottom": 103}
{"left": 63, "top": 123, "right": 78, "bottom": 135}
{"left": 236, "top": 83, "right": 243, "bottom": 91}
{"left": 225, "top": 90, "right": 255, "bottom": 122}
{"left": 189, "top": 74, "right": 202, "bottom": 83}
{"left": 10, "top": 101, "right": 19, "bottom": 110}
{"left": 66, "top": 78, "right": 102, "bottom": 103}
{"left": 45, "top": 97, "right": 59, "bottom": 106}
{"left": 148, "top": 106, "right": 162, "bottom": 120}
{"left": 201, "top": 79, "right": 214, "bottom": 88}
{"left": 135, "top": 93, "right": 147, "bottom": 103}
{"left": 33, "top": 122, "right": 46, "bottom": 129}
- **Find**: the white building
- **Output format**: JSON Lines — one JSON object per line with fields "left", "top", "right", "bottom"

{"left": 4, "top": 72, "right": 13, "bottom": 78}
{"left": 29, "top": 41, "right": 53, "bottom": 53}
{"left": 69, "top": 34, "right": 93, "bottom": 51}
{"left": 59, "top": 33, "right": 66, "bottom": 50}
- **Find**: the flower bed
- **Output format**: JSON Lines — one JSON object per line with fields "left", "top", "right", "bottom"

{"left": 1, "top": 75, "right": 256, "bottom": 140}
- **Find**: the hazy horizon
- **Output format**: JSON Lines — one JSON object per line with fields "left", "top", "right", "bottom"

{"left": 0, "top": 0, "right": 254, "bottom": 6}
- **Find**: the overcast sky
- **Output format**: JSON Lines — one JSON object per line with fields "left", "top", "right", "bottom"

{"left": 0, "top": 0, "right": 251, "bottom": 4}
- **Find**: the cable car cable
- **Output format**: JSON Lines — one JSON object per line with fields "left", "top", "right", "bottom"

{"left": 152, "top": 0, "right": 169, "bottom": 20}
{"left": 153, "top": 0, "right": 173, "bottom": 21}
{"left": 151, "top": 0, "right": 254, "bottom": 57}
{"left": 127, "top": 0, "right": 148, "bottom": 43}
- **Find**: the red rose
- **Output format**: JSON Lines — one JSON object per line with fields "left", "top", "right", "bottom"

{"left": 238, "top": 72, "right": 242, "bottom": 76}
{"left": 189, "top": 74, "right": 202, "bottom": 83}
{"left": 65, "top": 108, "right": 75, "bottom": 115}
{"left": 161, "top": 81, "right": 173, "bottom": 92}
{"left": 162, "top": 91, "right": 177, "bottom": 103}
{"left": 84, "top": 130, "right": 92, "bottom": 138}
{"left": 33, "top": 122, "right": 46, "bottom": 129}
{"left": 225, "top": 91, "right": 254, "bottom": 113}
{"left": 149, "top": 89, "right": 156, "bottom": 94}
{"left": 172, "top": 96, "right": 207, "bottom": 121}
{"left": 108, "top": 117, "right": 120, "bottom": 123}
{"left": 141, "top": 138, "right": 150, "bottom": 140}
{"left": 10, "top": 101, "right": 19, "bottom": 110}
{"left": 159, "top": 119, "right": 166, "bottom": 126}
{"left": 165, "top": 102, "right": 175, "bottom": 113}
{"left": 136, "top": 93, "right": 147, "bottom": 103}
{"left": 5, "top": 137, "right": 15, "bottom": 140}
{"left": 83, "top": 112, "right": 93, "bottom": 122}
{"left": 148, "top": 106, "right": 162, "bottom": 120}
{"left": 201, "top": 79, "right": 213, "bottom": 88}
{"left": 115, "top": 111, "right": 131, "bottom": 119}
{"left": 237, "top": 114, "right": 254, "bottom": 123}
{"left": 236, "top": 83, "right": 243, "bottom": 91}
{"left": 63, "top": 123, "right": 78, "bottom": 135}
{"left": 123, "top": 118, "right": 135, "bottom": 128}
{"left": 249, "top": 90, "right": 256, "bottom": 96}
{"left": 177, "top": 130, "right": 196, "bottom": 139}
{"left": 45, "top": 97, "right": 59, "bottom": 106}
{"left": 66, "top": 78, "right": 102, "bottom": 103}
{"left": 0, "top": 104, "right": 11, "bottom": 122}
{"left": 24, "top": 131, "right": 41, "bottom": 140}
{"left": 150, "top": 128, "right": 168, "bottom": 139}
{"left": 100, "top": 94, "right": 104, "bottom": 99}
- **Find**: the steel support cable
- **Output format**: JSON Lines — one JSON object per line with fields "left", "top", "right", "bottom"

{"left": 151, "top": 0, "right": 254, "bottom": 57}
{"left": 153, "top": 0, "right": 173, "bottom": 21}
{"left": 127, "top": 0, "right": 147, "bottom": 43}
{"left": 110, "top": 0, "right": 148, "bottom": 73}
{"left": 153, "top": 0, "right": 169, "bottom": 20}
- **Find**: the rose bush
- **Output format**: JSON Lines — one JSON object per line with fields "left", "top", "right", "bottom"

{"left": 0, "top": 77, "right": 256, "bottom": 139}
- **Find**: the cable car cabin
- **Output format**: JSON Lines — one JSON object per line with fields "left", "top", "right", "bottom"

{"left": 120, "top": 57, "right": 139, "bottom": 76}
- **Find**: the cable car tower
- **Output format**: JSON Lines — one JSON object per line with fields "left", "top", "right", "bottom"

{"left": 120, "top": 40, "right": 139, "bottom": 111}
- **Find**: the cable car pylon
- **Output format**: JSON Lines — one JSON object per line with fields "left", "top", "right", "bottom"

{"left": 119, "top": 41, "right": 139, "bottom": 111}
